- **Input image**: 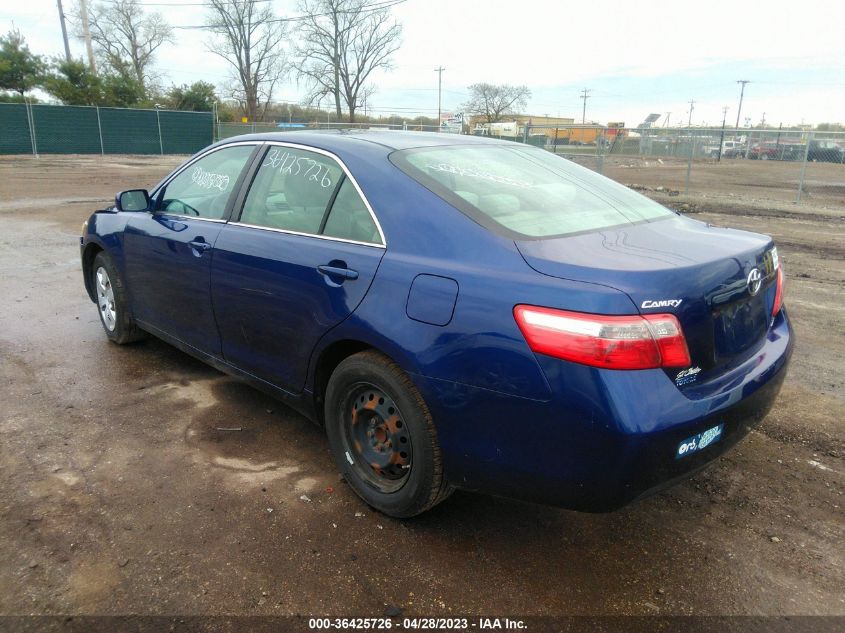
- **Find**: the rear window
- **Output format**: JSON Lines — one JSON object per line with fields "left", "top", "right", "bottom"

{"left": 390, "top": 144, "right": 674, "bottom": 239}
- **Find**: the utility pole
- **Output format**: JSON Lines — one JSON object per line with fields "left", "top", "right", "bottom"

{"left": 56, "top": 0, "right": 71, "bottom": 63}
{"left": 760, "top": 112, "right": 766, "bottom": 127}
{"left": 580, "top": 88, "right": 591, "bottom": 124}
{"left": 434, "top": 66, "right": 445, "bottom": 127}
{"left": 687, "top": 100, "right": 695, "bottom": 127}
{"left": 717, "top": 105, "right": 729, "bottom": 162}
{"left": 735, "top": 80, "right": 750, "bottom": 130}
{"left": 735, "top": 79, "right": 751, "bottom": 158}
{"left": 79, "top": 0, "right": 97, "bottom": 74}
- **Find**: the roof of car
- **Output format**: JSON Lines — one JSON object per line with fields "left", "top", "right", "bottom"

{"left": 219, "top": 129, "right": 510, "bottom": 152}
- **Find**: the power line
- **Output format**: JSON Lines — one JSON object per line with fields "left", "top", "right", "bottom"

{"left": 172, "top": 0, "right": 408, "bottom": 29}
{"left": 96, "top": 0, "right": 272, "bottom": 5}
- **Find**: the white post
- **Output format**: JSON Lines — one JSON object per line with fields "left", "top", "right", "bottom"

{"left": 96, "top": 106, "right": 104, "bottom": 155}
{"left": 685, "top": 128, "right": 695, "bottom": 195}
{"left": 25, "top": 98, "right": 38, "bottom": 157}
{"left": 796, "top": 131, "right": 812, "bottom": 203}
{"left": 156, "top": 108, "right": 164, "bottom": 155}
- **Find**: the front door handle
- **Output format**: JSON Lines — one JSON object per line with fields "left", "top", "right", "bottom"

{"left": 317, "top": 264, "right": 359, "bottom": 280}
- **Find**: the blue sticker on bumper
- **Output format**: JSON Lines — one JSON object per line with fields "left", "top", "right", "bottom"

{"left": 676, "top": 423, "right": 724, "bottom": 459}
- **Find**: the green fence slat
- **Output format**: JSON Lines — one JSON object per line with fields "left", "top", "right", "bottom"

{"left": 0, "top": 103, "right": 33, "bottom": 154}
{"left": 0, "top": 104, "right": 213, "bottom": 155}
{"left": 159, "top": 110, "right": 213, "bottom": 154}
{"left": 100, "top": 107, "right": 160, "bottom": 154}
{"left": 31, "top": 104, "right": 101, "bottom": 154}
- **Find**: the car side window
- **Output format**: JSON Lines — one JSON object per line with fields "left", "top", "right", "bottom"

{"left": 159, "top": 145, "right": 255, "bottom": 220}
{"left": 322, "top": 178, "right": 380, "bottom": 244}
{"left": 240, "top": 147, "right": 344, "bottom": 234}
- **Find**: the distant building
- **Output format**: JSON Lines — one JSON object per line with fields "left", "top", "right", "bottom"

{"left": 470, "top": 114, "right": 625, "bottom": 147}
{"left": 468, "top": 114, "right": 575, "bottom": 132}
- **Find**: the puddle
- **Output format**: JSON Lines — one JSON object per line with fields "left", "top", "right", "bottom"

{"left": 148, "top": 380, "right": 219, "bottom": 410}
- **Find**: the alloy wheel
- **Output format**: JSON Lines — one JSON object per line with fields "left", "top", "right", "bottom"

{"left": 95, "top": 266, "right": 117, "bottom": 332}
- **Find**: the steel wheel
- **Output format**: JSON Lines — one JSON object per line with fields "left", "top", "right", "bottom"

{"left": 325, "top": 351, "right": 452, "bottom": 517}
{"left": 342, "top": 383, "right": 412, "bottom": 493}
{"left": 95, "top": 266, "right": 117, "bottom": 332}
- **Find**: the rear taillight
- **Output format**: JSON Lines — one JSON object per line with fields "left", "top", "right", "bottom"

{"left": 773, "top": 264, "right": 784, "bottom": 317}
{"left": 513, "top": 305, "right": 691, "bottom": 370}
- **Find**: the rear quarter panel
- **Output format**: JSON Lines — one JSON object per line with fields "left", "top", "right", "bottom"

{"left": 308, "top": 153, "right": 640, "bottom": 401}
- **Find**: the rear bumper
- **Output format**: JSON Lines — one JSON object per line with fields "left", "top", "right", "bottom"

{"left": 415, "top": 308, "right": 793, "bottom": 511}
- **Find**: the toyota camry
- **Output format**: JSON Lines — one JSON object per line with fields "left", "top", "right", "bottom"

{"left": 80, "top": 131, "right": 792, "bottom": 517}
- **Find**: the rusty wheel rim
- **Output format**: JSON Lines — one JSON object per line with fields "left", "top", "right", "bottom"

{"left": 342, "top": 383, "right": 411, "bottom": 493}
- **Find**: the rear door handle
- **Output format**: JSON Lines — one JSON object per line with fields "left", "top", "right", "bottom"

{"left": 188, "top": 239, "right": 212, "bottom": 252}
{"left": 317, "top": 265, "right": 359, "bottom": 280}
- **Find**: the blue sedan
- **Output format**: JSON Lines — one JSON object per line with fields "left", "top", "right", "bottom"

{"left": 80, "top": 131, "right": 792, "bottom": 517}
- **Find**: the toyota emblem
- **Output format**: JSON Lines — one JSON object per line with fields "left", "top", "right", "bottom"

{"left": 747, "top": 268, "right": 762, "bottom": 296}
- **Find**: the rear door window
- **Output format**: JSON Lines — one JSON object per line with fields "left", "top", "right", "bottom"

{"left": 240, "top": 146, "right": 344, "bottom": 234}
{"left": 322, "top": 178, "right": 381, "bottom": 244}
{"left": 238, "top": 146, "right": 383, "bottom": 245}
{"left": 159, "top": 145, "right": 255, "bottom": 220}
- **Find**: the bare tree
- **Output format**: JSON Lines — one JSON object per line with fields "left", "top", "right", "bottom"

{"left": 77, "top": 0, "right": 173, "bottom": 91}
{"left": 464, "top": 83, "right": 531, "bottom": 124}
{"left": 206, "top": 0, "right": 288, "bottom": 121}
{"left": 294, "top": 0, "right": 401, "bottom": 123}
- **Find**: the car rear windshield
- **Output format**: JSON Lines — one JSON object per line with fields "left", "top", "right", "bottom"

{"left": 390, "top": 144, "right": 674, "bottom": 239}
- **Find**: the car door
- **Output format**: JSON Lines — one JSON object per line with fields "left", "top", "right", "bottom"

{"left": 211, "top": 143, "right": 386, "bottom": 393}
{"left": 123, "top": 142, "right": 258, "bottom": 355}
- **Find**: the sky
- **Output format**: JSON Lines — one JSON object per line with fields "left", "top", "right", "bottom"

{"left": 6, "top": 0, "right": 845, "bottom": 126}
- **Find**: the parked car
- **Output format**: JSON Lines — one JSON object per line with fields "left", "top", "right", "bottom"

{"left": 748, "top": 142, "right": 779, "bottom": 160}
{"left": 808, "top": 139, "right": 845, "bottom": 163}
{"left": 81, "top": 132, "right": 792, "bottom": 517}
{"left": 748, "top": 141, "right": 805, "bottom": 161}
{"left": 721, "top": 140, "right": 746, "bottom": 158}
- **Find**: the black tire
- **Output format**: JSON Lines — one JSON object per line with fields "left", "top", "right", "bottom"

{"left": 91, "top": 251, "right": 144, "bottom": 345}
{"left": 325, "top": 350, "right": 452, "bottom": 518}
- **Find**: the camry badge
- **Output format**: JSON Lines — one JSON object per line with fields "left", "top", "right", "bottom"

{"left": 747, "top": 268, "right": 762, "bottom": 296}
{"left": 641, "top": 299, "right": 683, "bottom": 309}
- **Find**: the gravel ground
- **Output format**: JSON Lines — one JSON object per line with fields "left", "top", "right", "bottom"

{"left": 0, "top": 154, "right": 842, "bottom": 619}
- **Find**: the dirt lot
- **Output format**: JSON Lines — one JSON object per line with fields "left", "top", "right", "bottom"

{"left": 0, "top": 155, "right": 842, "bottom": 619}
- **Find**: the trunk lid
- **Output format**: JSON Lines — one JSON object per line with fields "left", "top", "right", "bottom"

{"left": 515, "top": 215, "right": 779, "bottom": 382}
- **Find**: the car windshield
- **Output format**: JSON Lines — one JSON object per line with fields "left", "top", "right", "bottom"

{"left": 390, "top": 144, "right": 674, "bottom": 239}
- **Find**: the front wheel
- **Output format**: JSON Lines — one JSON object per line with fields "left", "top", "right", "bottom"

{"left": 91, "top": 251, "right": 144, "bottom": 344}
{"left": 325, "top": 351, "right": 452, "bottom": 518}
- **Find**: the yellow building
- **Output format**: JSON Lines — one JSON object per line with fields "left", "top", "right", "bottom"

{"left": 470, "top": 115, "right": 618, "bottom": 145}
{"left": 469, "top": 114, "right": 576, "bottom": 136}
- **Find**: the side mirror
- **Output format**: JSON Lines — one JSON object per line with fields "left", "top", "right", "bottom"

{"left": 115, "top": 189, "right": 151, "bottom": 212}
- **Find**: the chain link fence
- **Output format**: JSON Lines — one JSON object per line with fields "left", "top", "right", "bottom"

{"left": 0, "top": 102, "right": 214, "bottom": 156}
{"left": 3, "top": 105, "right": 842, "bottom": 210}
{"left": 510, "top": 124, "right": 845, "bottom": 208}
{"left": 216, "top": 120, "right": 443, "bottom": 141}
{"left": 215, "top": 120, "right": 844, "bottom": 208}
